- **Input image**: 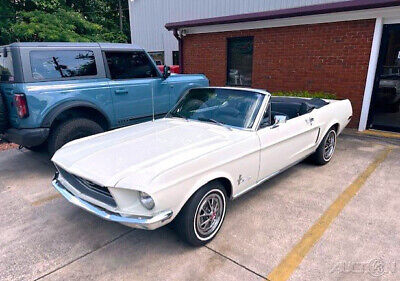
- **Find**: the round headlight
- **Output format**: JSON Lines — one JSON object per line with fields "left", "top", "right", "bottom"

{"left": 139, "top": 191, "right": 155, "bottom": 210}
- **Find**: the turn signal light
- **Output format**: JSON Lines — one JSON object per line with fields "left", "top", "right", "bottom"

{"left": 14, "top": 93, "right": 29, "bottom": 118}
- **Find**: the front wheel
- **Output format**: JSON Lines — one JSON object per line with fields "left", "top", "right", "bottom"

{"left": 174, "top": 182, "right": 227, "bottom": 246}
{"left": 311, "top": 128, "right": 337, "bottom": 165}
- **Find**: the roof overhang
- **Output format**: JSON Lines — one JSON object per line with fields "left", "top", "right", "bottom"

{"left": 165, "top": 0, "right": 400, "bottom": 34}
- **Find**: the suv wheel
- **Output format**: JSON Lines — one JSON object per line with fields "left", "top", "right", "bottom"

{"left": 174, "top": 181, "right": 227, "bottom": 246}
{"left": 47, "top": 118, "right": 104, "bottom": 156}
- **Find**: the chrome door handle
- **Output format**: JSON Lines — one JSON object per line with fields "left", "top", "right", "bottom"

{"left": 306, "top": 117, "right": 314, "bottom": 125}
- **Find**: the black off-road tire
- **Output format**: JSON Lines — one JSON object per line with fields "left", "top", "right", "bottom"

{"left": 25, "top": 143, "right": 47, "bottom": 152}
{"left": 174, "top": 181, "right": 227, "bottom": 246}
{"left": 47, "top": 118, "right": 104, "bottom": 156}
{"left": 311, "top": 128, "right": 337, "bottom": 165}
{"left": 0, "top": 93, "right": 8, "bottom": 134}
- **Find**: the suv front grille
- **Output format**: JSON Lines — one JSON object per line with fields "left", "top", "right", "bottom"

{"left": 56, "top": 166, "right": 116, "bottom": 207}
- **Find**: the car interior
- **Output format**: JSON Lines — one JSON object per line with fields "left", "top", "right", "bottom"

{"left": 260, "top": 97, "right": 329, "bottom": 128}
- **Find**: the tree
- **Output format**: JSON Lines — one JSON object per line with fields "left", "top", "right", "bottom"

{"left": 0, "top": 0, "right": 130, "bottom": 45}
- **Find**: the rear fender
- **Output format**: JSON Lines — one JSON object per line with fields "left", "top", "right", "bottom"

{"left": 41, "top": 100, "right": 111, "bottom": 128}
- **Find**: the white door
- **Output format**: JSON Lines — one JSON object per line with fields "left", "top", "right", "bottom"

{"left": 257, "top": 112, "right": 320, "bottom": 181}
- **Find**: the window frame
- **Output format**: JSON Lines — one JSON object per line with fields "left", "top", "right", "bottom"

{"left": 103, "top": 50, "right": 162, "bottom": 81}
{"left": 226, "top": 36, "right": 254, "bottom": 87}
{"left": 259, "top": 101, "right": 272, "bottom": 129}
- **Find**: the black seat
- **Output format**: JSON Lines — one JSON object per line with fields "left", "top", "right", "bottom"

{"left": 271, "top": 102, "right": 301, "bottom": 119}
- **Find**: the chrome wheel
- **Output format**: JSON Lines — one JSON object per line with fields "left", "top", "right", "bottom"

{"left": 195, "top": 191, "right": 224, "bottom": 238}
{"left": 323, "top": 130, "right": 336, "bottom": 161}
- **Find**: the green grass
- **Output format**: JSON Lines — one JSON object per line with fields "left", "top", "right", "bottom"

{"left": 271, "top": 91, "right": 337, "bottom": 99}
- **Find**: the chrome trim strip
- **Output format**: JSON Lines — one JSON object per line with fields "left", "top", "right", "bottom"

{"left": 53, "top": 179, "right": 173, "bottom": 230}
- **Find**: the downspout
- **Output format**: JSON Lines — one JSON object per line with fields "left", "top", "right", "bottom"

{"left": 173, "top": 29, "right": 184, "bottom": 74}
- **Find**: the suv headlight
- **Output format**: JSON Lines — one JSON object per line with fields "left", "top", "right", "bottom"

{"left": 139, "top": 191, "right": 155, "bottom": 210}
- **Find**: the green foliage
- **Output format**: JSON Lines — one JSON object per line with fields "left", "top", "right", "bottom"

{"left": 271, "top": 91, "right": 337, "bottom": 99}
{"left": 0, "top": 0, "right": 130, "bottom": 45}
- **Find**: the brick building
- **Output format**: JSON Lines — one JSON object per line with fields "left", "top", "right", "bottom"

{"left": 166, "top": 0, "right": 400, "bottom": 132}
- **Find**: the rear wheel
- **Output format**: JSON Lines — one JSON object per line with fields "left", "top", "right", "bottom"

{"left": 0, "top": 93, "right": 8, "bottom": 134}
{"left": 26, "top": 143, "right": 47, "bottom": 152}
{"left": 47, "top": 118, "right": 104, "bottom": 156}
{"left": 174, "top": 181, "right": 227, "bottom": 246}
{"left": 311, "top": 128, "right": 337, "bottom": 165}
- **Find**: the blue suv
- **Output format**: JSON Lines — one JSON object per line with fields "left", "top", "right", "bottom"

{"left": 0, "top": 43, "right": 208, "bottom": 155}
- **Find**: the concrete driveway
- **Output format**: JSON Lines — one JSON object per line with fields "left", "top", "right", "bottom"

{"left": 0, "top": 133, "right": 399, "bottom": 281}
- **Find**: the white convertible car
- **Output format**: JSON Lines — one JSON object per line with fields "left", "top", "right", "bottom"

{"left": 52, "top": 87, "right": 352, "bottom": 246}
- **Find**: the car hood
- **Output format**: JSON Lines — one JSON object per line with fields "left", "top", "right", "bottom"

{"left": 52, "top": 118, "right": 246, "bottom": 188}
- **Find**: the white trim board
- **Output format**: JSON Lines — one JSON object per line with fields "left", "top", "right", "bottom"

{"left": 358, "top": 17, "right": 383, "bottom": 131}
{"left": 183, "top": 7, "right": 400, "bottom": 34}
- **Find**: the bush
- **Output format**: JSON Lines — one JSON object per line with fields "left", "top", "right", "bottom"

{"left": 271, "top": 91, "right": 337, "bottom": 99}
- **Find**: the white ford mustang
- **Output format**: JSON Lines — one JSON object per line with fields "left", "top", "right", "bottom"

{"left": 52, "top": 87, "right": 352, "bottom": 245}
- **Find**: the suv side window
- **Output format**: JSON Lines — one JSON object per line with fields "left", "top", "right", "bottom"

{"left": 105, "top": 51, "right": 158, "bottom": 80}
{"left": 0, "top": 49, "right": 14, "bottom": 82}
{"left": 30, "top": 50, "right": 97, "bottom": 80}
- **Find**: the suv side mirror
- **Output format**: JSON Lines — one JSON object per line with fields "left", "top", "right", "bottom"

{"left": 163, "top": 65, "right": 171, "bottom": 79}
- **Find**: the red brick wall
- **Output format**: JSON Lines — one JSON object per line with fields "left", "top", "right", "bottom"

{"left": 183, "top": 19, "right": 375, "bottom": 127}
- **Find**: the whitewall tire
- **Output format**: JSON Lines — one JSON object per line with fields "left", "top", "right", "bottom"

{"left": 174, "top": 181, "right": 227, "bottom": 246}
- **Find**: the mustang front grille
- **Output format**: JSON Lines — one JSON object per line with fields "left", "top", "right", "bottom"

{"left": 74, "top": 176, "right": 112, "bottom": 197}
{"left": 56, "top": 166, "right": 116, "bottom": 207}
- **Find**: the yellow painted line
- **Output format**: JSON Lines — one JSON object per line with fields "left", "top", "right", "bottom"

{"left": 360, "top": 130, "right": 400, "bottom": 139}
{"left": 267, "top": 147, "right": 392, "bottom": 281}
{"left": 31, "top": 193, "right": 62, "bottom": 206}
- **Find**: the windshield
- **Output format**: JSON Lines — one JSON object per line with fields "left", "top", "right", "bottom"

{"left": 168, "top": 88, "right": 264, "bottom": 129}
{"left": 0, "top": 48, "right": 14, "bottom": 82}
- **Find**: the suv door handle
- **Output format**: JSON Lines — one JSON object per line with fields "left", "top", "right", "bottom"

{"left": 115, "top": 89, "right": 128, "bottom": 95}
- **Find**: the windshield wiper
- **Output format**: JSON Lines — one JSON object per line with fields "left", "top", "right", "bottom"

{"left": 198, "top": 117, "right": 232, "bottom": 130}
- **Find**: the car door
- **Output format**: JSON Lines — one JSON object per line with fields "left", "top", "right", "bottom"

{"left": 105, "top": 51, "right": 170, "bottom": 126}
{"left": 256, "top": 101, "right": 320, "bottom": 181}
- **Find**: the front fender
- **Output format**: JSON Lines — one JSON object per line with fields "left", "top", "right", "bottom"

{"left": 191, "top": 171, "right": 235, "bottom": 199}
{"left": 151, "top": 170, "right": 235, "bottom": 221}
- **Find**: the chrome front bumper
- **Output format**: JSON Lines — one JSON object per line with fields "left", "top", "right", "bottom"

{"left": 52, "top": 179, "right": 173, "bottom": 230}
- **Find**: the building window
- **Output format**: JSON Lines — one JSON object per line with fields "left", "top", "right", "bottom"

{"left": 30, "top": 50, "right": 97, "bottom": 80}
{"left": 227, "top": 37, "right": 253, "bottom": 86}
{"left": 148, "top": 51, "right": 164, "bottom": 65}
{"left": 105, "top": 51, "right": 158, "bottom": 80}
{"left": 172, "top": 51, "right": 180, "bottom": 65}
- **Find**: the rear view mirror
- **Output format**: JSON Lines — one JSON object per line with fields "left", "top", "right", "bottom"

{"left": 163, "top": 65, "right": 171, "bottom": 79}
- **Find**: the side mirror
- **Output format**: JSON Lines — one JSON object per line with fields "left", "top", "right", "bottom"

{"left": 163, "top": 65, "right": 171, "bottom": 79}
{"left": 271, "top": 115, "right": 287, "bottom": 129}
{"left": 274, "top": 115, "right": 287, "bottom": 124}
